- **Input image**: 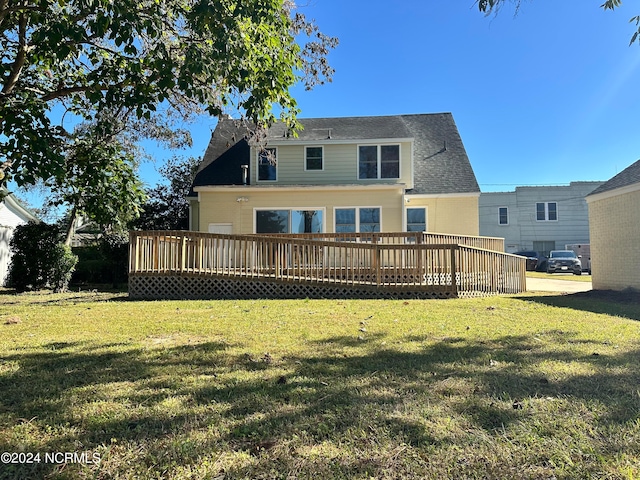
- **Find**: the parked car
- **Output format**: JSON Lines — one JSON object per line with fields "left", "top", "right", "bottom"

{"left": 513, "top": 251, "right": 547, "bottom": 271}
{"left": 546, "top": 250, "right": 582, "bottom": 275}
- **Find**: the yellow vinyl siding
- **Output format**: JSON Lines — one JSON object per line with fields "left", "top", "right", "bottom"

{"left": 251, "top": 142, "right": 412, "bottom": 188}
{"left": 406, "top": 196, "right": 479, "bottom": 236}
{"left": 197, "top": 188, "right": 404, "bottom": 234}
{"left": 189, "top": 199, "right": 200, "bottom": 231}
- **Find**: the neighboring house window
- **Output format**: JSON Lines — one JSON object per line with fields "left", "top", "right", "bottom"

{"left": 257, "top": 148, "right": 277, "bottom": 181}
{"left": 499, "top": 207, "right": 508, "bottom": 225}
{"left": 406, "top": 207, "right": 427, "bottom": 232}
{"left": 255, "top": 209, "right": 323, "bottom": 233}
{"left": 305, "top": 146, "right": 323, "bottom": 171}
{"left": 358, "top": 145, "right": 400, "bottom": 179}
{"left": 335, "top": 207, "right": 381, "bottom": 233}
{"left": 536, "top": 202, "right": 557, "bottom": 221}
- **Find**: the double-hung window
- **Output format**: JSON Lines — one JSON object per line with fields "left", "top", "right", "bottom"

{"left": 358, "top": 145, "right": 400, "bottom": 179}
{"left": 257, "top": 148, "right": 277, "bottom": 181}
{"left": 499, "top": 207, "right": 509, "bottom": 225}
{"left": 536, "top": 202, "right": 557, "bottom": 221}
{"left": 335, "top": 207, "right": 381, "bottom": 233}
{"left": 305, "top": 146, "right": 323, "bottom": 171}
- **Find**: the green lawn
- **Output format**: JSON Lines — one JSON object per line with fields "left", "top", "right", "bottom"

{"left": 0, "top": 289, "right": 639, "bottom": 479}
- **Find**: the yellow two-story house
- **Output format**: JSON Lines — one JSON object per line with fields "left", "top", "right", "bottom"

{"left": 189, "top": 113, "right": 480, "bottom": 236}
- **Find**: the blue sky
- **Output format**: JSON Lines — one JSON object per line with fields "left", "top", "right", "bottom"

{"left": 162, "top": 0, "right": 640, "bottom": 193}
{"left": 14, "top": 1, "right": 640, "bottom": 208}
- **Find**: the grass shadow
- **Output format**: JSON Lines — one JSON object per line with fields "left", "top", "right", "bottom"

{"left": 515, "top": 289, "right": 640, "bottom": 321}
{"left": 1, "top": 332, "right": 639, "bottom": 478}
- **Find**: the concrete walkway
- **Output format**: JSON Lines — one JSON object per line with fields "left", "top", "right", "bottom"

{"left": 526, "top": 276, "right": 592, "bottom": 293}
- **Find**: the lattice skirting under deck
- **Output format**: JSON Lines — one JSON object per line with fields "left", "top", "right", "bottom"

{"left": 129, "top": 273, "right": 459, "bottom": 300}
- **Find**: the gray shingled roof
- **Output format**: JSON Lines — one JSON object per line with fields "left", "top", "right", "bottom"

{"left": 400, "top": 113, "right": 479, "bottom": 195}
{"left": 191, "top": 113, "right": 480, "bottom": 196}
{"left": 189, "top": 118, "right": 252, "bottom": 194}
{"left": 588, "top": 159, "right": 640, "bottom": 197}
{"left": 268, "top": 115, "right": 413, "bottom": 141}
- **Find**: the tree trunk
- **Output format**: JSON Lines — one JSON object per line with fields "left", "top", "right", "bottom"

{"left": 64, "top": 206, "right": 78, "bottom": 247}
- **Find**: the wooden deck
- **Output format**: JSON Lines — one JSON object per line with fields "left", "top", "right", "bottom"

{"left": 128, "top": 231, "right": 526, "bottom": 299}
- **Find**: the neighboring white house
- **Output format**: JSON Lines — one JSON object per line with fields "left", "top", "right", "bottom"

{"left": 479, "top": 182, "right": 603, "bottom": 255}
{"left": 586, "top": 159, "right": 640, "bottom": 291}
{"left": 0, "top": 191, "right": 39, "bottom": 285}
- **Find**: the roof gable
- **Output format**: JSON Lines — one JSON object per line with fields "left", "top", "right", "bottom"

{"left": 588, "top": 159, "right": 640, "bottom": 197}
{"left": 191, "top": 113, "right": 480, "bottom": 196}
{"left": 0, "top": 190, "right": 39, "bottom": 226}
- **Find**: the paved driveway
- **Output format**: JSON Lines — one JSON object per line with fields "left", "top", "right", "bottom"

{"left": 526, "top": 276, "right": 592, "bottom": 293}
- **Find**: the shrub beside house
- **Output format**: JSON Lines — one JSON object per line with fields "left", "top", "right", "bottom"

{"left": 0, "top": 190, "right": 38, "bottom": 286}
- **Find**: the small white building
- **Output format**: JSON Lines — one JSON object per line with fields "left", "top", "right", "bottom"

{"left": 0, "top": 191, "right": 39, "bottom": 285}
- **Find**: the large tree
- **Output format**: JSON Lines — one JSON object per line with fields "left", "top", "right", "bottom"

{"left": 50, "top": 119, "right": 147, "bottom": 244}
{"left": 133, "top": 155, "right": 200, "bottom": 231}
{"left": 0, "top": 0, "right": 337, "bottom": 185}
{"left": 477, "top": 0, "right": 640, "bottom": 44}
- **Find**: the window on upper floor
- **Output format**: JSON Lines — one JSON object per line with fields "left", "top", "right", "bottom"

{"left": 358, "top": 145, "right": 400, "bottom": 180}
{"left": 499, "top": 207, "right": 508, "bottom": 225}
{"left": 536, "top": 202, "right": 557, "bottom": 221}
{"left": 257, "top": 147, "right": 277, "bottom": 181}
{"left": 305, "top": 146, "right": 323, "bottom": 171}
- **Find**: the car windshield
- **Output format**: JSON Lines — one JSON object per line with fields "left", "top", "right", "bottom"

{"left": 550, "top": 251, "right": 577, "bottom": 259}
{"left": 515, "top": 251, "right": 537, "bottom": 257}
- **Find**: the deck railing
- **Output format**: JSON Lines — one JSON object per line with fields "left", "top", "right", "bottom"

{"left": 129, "top": 231, "right": 524, "bottom": 295}
{"left": 423, "top": 232, "right": 505, "bottom": 252}
{"left": 264, "top": 231, "right": 505, "bottom": 252}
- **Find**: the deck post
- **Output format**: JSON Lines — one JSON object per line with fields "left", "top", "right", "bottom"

{"left": 153, "top": 234, "right": 159, "bottom": 272}
{"left": 450, "top": 245, "right": 458, "bottom": 295}
{"left": 180, "top": 234, "right": 186, "bottom": 273}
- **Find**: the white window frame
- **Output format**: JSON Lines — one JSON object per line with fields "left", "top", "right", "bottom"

{"left": 254, "top": 207, "right": 326, "bottom": 233}
{"left": 333, "top": 206, "right": 382, "bottom": 233}
{"left": 256, "top": 147, "right": 278, "bottom": 182}
{"left": 498, "top": 206, "right": 509, "bottom": 226}
{"left": 357, "top": 144, "right": 401, "bottom": 180}
{"left": 405, "top": 206, "right": 427, "bottom": 232}
{"left": 304, "top": 146, "right": 324, "bottom": 172}
{"left": 536, "top": 201, "right": 558, "bottom": 222}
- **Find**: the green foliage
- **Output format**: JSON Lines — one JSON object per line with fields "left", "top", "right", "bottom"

{"left": 6, "top": 221, "right": 77, "bottom": 292}
{"left": 99, "top": 231, "right": 129, "bottom": 287}
{"left": 50, "top": 244, "right": 79, "bottom": 293}
{"left": 72, "top": 242, "right": 129, "bottom": 287}
{"left": 51, "top": 122, "right": 147, "bottom": 235}
{"left": 0, "top": 0, "right": 337, "bottom": 186}
{"left": 134, "top": 156, "right": 200, "bottom": 231}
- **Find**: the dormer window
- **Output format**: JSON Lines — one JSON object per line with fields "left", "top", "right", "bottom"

{"left": 358, "top": 145, "right": 400, "bottom": 179}
{"left": 257, "top": 148, "right": 277, "bottom": 181}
